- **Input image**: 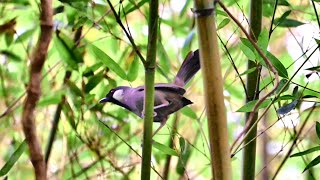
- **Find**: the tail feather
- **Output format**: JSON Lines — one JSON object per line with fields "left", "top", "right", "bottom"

{"left": 174, "top": 50, "right": 200, "bottom": 87}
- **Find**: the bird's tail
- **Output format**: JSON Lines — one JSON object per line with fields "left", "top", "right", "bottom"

{"left": 174, "top": 49, "right": 200, "bottom": 87}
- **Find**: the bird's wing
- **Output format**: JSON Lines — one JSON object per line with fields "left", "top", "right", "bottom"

{"left": 135, "top": 84, "right": 186, "bottom": 95}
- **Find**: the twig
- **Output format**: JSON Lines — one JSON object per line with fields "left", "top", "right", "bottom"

{"left": 216, "top": 1, "right": 280, "bottom": 151}
{"left": 106, "top": 0, "right": 146, "bottom": 65}
{"left": 21, "top": 0, "right": 53, "bottom": 179}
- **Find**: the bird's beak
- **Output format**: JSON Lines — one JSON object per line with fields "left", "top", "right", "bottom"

{"left": 99, "top": 97, "right": 110, "bottom": 103}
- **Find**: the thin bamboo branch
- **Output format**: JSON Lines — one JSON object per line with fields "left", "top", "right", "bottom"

{"left": 45, "top": 27, "right": 82, "bottom": 164}
{"left": 21, "top": 0, "right": 53, "bottom": 179}
{"left": 217, "top": 1, "right": 280, "bottom": 152}
{"left": 193, "top": 0, "right": 231, "bottom": 179}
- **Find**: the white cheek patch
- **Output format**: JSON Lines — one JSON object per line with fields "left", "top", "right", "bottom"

{"left": 113, "top": 89, "right": 124, "bottom": 101}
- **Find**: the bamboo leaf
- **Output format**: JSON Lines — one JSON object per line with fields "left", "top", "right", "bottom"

{"left": 303, "top": 155, "right": 320, "bottom": 173}
{"left": 266, "top": 52, "right": 288, "bottom": 78}
{"left": 176, "top": 137, "right": 191, "bottom": 175}
{"left": 236, "top": 99, "right": 272, "bottom": 112}
{"left": 316, "top": 122, "right": 320, "bottom": 141}
{"left": 89, "top": 44, "right": 127, "bottom": 80}
{"left": 0, "top": 140, "right": 27, "bottom": 176}
{"left": 217, "top": 18, "right": 230, "bottom": 30}
{"left": 127, "top": 55, "right": 140, "bottom": 82}
{"left": 85, "top": 73, "right": 103, "bottom": 93}
{"left": 180, "top": 106, "right": 197, "bottom": 119}
{"left": 153, "top": 141, "right": 178, "bottom": 156}
{"left": 290, "top": 146, "right": 320, "bottom": 157}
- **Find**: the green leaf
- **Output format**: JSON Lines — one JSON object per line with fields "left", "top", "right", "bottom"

{"left": 0, "top": 50, "right": 22, "bottom": 62}
{"left": 257, "top": 29, "right": 269, "bottom": 53}
{"left": 303, "top": 155, "right": 320, "bottom": 172}
{"left": 88, "top": 44, "right": 127, "bottom": 80}
{"left": 291, "top": 146, "right": 320, "bottom": 157}
{"left": 316, "top": 122, "right": 320, "bottom": 141}
{"left": 85, "top": 73, "right": 103, "bottom": 93}
{"left": 67, "top": 81, "right": 82, "bottom": 97}
{"left": 153, "top": 141, "right": 178, "bottom": 156}
{"left": 236, "top": 99, "right": 272, "bottom": 112}
{"left": 274, "top": 10, "right": 291, "bottom": 26}
{"left": 276, "top": 78, "right": 289, "bottom": 94}
{"left": 216, "top": 9, "right": 228, "bottom": 17}
{"left": 176, "top": 137, "right": 192, "bottom": 175}
{"left": 217, "top": 18, "right": 230, "bottom": 30}
{"left": 158, "top": 42, "right": 171, "bottom": 74}
{"left": 292, "top": 86, "right": 298, "bottom": 98}
{"left": 38, "top": 94, "right": 63, "bottom": 107}
{"left": 266, "top": 52, "right": 288, "bottom": 78}
{"left": 305, "top": 65, "right": 320, "bottom": 71}
{"left": 276, "top": 18, "right": 304, "bottom": 27}
{"left": 127, "top": 55, "right": 140, "bottom": 82}
{"left": 0, "top": 140, "right": 27, "bottom": 176}
{"left": 239, "top": 67, "right": 257, "bottom": 77}
{"left": 15, "top": 28, "right": 35, "bottom": 43}
{"left": 53, "top": 35, "right": 78, "bottom": 70}
{"left": 180, "top": 106, "right": 197, "bottom": 119}
{"left": 240, "top": 41, "right": 256, "bottom": 60}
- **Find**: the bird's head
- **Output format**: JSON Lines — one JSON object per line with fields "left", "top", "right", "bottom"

{"left": 99, "top": 86, "right": 128, "bottom": 104}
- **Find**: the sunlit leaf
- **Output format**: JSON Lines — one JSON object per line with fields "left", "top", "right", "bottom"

{"left": 88, "top": 44, "right": 127, "bottom": 80}
{"left": 176, "top": 137, "right": 191, "bottom": 175}
{"left": 303, "top": 155, "right": 320, "bottom": 172}
{"left": 240, "top": 42, "right": 256, "bottom": 60}
{"left": 127, "top": 55, "right": 140, "bottom": 82}
{"left": 38, "top": 94, "right": 63, "bottom": 107}
{"left": 266, "top": 52, "right": 288, "bottom": 78}
{"left": 153, "top": 141, "right": 178, "bottom": 156}
{"left": 291, "top": 146, "right": 320, "bottom": 157}
{"left": 181, "top": 106, "right": 197, "bottom": 119}
{"left": 85, "top": 73, "right": 104, "bottom": 93}
{"left": 236, "top": 99, "right": 272, "bottom": 112}
{"left": 217, "top": 18, "right": 230, "bottom": 30}
{"left": 239, "top": 67, "right": 257, "bottom": 77}
{"left": 0, "top": 140, "right": 27, "bottom": 176}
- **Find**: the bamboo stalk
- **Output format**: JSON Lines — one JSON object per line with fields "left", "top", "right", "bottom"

{"left": 193, "top": 0, "right": 231, "bottom": 179}
{"left": 242, "top": 0, "right": 262, "bottom": 180}
{"left": 141, "top": 0, "right": 159, "bottom": 179}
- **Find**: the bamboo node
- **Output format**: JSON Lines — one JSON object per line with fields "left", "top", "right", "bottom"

{"left": 191, "top": 7, "right": 214, "bottom": 17}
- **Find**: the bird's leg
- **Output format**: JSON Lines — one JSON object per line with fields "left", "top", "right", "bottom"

{"left": 154, "top": 101, "right": 170, "bottom": 110}
{"left": 152, "top": 118, "right": 168, "bottom": 137}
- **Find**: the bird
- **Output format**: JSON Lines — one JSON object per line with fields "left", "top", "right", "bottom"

{"left": 99, "top": 49, "right": 200, "bottom": 136}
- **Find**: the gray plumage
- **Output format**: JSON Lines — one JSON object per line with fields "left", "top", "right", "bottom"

{"left": 100, "top": 50, "right": 200, "bottom": 135}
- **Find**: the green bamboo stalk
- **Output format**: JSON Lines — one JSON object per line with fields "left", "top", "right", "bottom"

{"left": 193, "top": 0, "right": 231, "bottom": 179}
{"left": 242, "top": 0, "right": 262, "bottom": 180}
{"left": 141, "top": 0, "right": 158, "bottom": 179}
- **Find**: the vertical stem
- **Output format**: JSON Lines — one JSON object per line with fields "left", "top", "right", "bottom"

{"left": 194, "top": 0, "right": 231, "bottom": 179}
{"left": 21, "top": 0, "right": 53, "bottom": 179}
{"left": 141, "top": 0, "right": 158, "bottom": 179}
{"left": 242, "top": 0, "right": 262, "bottom": 180}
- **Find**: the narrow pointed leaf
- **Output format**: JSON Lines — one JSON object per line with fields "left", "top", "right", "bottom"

{"left": 89, "top": 44, "right": 127, "bottom": 80}
{"left": 290, "top": 146, "right": 320, "bottom": 157}
{"left": 316, "top": 122, "right": 320, "bottom": 141}
{"left": 303, "top": 155, "right": 320, "bottom": 173}
{"left": 0, "top": 140, "right": 27, "bottom": 176}
{"left": 236, "top": 99, "right": 272, "bottom": 112}
{"left": 153, "top": 141, "right": 178, "bottom": 156}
